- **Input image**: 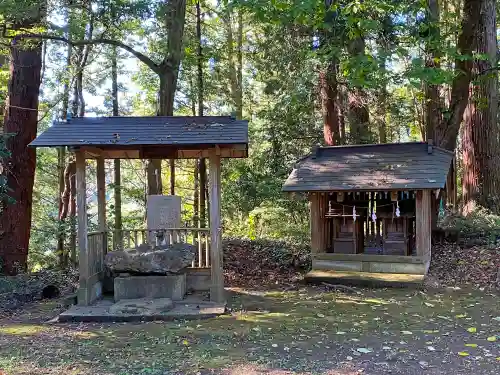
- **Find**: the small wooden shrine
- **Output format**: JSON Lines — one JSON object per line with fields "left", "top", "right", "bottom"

{"left": 283, "top": 142, "right": 454, "bottom": 279}
{"left": 30, "top": 116, "right": 248, "bottom": 307}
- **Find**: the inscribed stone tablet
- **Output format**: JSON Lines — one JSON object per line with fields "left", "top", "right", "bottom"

{"left": 147, "top": 195, "right": 181, "bottom": 230}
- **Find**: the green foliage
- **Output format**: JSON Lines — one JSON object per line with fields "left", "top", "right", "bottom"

{"left": 440, "top": 207, "right": 500, "bottom": 239}
{"left": 4, "top": 0, "right": 496, "bottom": 269}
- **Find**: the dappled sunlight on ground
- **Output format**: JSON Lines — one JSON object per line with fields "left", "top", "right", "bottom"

{"left": 0, "top": 286, "right": 498, "bottom": 374}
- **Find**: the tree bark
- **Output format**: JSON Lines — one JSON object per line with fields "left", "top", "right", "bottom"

{"left": 0, "top": 44, "right": 42, "bottom": 275}
{"left": 199, "top": 159, "right": 207, "bottom": 228}
{"left": 435, "top": 0, "right": 482, "bottom": 150}
{"left": 57, "top": 40, "right": 72, "bottom": 268}
{"left": 195, "top": 0, "right": 206, "bottom": 228}
{"left": 462, "top": 0, "right": 499, "bottom": 214}
{"left": 320, "top": 61, "right": 340, "bottom": 145}
{"left": 111, "top": 46, "right": 122, "bottom": 248}
{"left": 147, "top": 0, "right": 187, "bottom": 196}
{"left": 424, "top": 0, "right": 442, "bottom": 142}
{"left": 346, "top": 36, "right": 371, "bottom": 144}
{"left": 236, "top": 10, "right": 243, "bottom": 119}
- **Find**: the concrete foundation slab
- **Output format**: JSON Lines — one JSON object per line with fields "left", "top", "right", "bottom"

{"left": 109, "top": 298, "right": 174, "bottom": 315}
{"left": 58, "top": 295, "right": 225, "bottom": 322}
{"left": 114, "top": 274, "right": 186, "bottom": 301}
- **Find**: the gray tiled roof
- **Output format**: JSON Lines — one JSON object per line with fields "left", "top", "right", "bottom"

{"left": 29, "top": 116, "right": 248, "bottom": 147}
{"left": 283, "top": 142, "right": 453, "bottom": 192}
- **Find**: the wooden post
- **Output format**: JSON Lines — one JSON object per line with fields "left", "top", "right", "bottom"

{"left": 75, "top": 150, "right": 89, "bottom": 305}
{"left": 209, "top": 150, "right": 224, "bottom": 303}
{"left": 310, "top": 193, "right": 321, "bottom": 253}
{"left": 97, "top": 156, "right": 106, "bottom": 243}
{"left": 416, "top": 190, "right": 432, "bottom": 269}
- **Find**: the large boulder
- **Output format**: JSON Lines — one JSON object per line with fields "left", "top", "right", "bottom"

{"left": 105, "top": 243, "right": 195, "bottom": 275}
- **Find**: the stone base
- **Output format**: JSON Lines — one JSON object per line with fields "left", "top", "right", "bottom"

{"left": 109, "top": 298, "right": 174, "bottom": 315}
{"left": 114, "top": 274, "right": 186, "bottom": 302}
{"left": 186, "top": 268, "right": 211, "bottom": 292}
{"left": 58, "top": 294, "right": 226, "bottom": 322}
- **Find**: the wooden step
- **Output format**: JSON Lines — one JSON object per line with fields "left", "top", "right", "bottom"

{"left": 305, "top": 270, "right": 425, "bottom": 288}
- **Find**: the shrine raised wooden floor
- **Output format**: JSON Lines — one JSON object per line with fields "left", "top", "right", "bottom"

{"left": 305, "top": 270, "right": 425, "bottom": 288}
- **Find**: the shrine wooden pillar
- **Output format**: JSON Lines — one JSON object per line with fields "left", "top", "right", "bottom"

{"left": 97, "top": 156, "right": 106, "bottom": 237}
{"left": 416, "top": 190, "right": 432, "bottom": 269}
{"left": 209, "top": 149, "right": 224, "bottom": 303}
{"left": 75, "top": 150, "right": 90, "bottom": 305}
{"left": 310, "top": 193, "right": 327, "bottom": 253}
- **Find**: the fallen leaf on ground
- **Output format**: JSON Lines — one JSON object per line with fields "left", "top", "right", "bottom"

{"left": 356, "top": 348, "right": 373, "bottom": 354}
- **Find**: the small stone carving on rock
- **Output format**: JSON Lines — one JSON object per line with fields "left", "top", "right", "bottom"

{"left": 105, "top": 243, "right": 195, "bottom": 275}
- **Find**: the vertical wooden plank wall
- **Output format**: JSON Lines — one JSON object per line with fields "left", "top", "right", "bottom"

{"left": 416, "top": 190, "right": 432, "bottom": 264}
{"left": 310, "top": 194, "right": 320, "bottom": 253}
{"left": 209, "top": 150, "right": 224, "bottom": 303}
{"left": 75, "top": 150, "right": 90, "bottom": 305}
{"left": 310, "top": 193, "right": 328, "bottom": 253}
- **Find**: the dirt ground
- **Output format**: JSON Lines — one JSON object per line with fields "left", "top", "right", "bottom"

{"left": 0, "top": 285, "right": 499, "bottom": 375}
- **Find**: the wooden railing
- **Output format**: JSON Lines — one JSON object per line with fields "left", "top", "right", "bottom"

{"left": 109, "top": 228, "right": 211, "bottom": 268}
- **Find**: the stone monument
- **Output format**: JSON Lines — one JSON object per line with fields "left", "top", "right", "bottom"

{"left": 104, "top": 195, "right": 194, "bottom": 304}
{"left": 147, "top": 195, "right": 181, "bottom": 245}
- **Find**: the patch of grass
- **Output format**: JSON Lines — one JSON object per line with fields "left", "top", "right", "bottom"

{"left": 0, "top": 324, "right": 48, "bottom": 335}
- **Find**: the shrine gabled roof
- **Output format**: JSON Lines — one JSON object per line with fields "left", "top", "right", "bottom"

{"left": 29, "top": 116, "right": 248, "bottom": 148}
{"left": 283, "top": 142, "right": 454, "bottom": 192}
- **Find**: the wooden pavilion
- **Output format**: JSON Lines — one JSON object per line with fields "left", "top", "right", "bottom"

{"left": 283, "top": 142, "right": 454, "bottom": 281}
{"left": 30, "top": 116, "right": 248, "bottom": 306}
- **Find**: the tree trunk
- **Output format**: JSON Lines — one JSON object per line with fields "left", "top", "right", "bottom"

{"left": 57, "top": 147, "right": 66, "bottom": 267}
{"left": 320, "top": 61, "right": 340, "bottom": 145}
{"left": 195, "top": 0, "right": 207, "bottom": 229}
{"left": 0, "top": 44, "right": 42, "bottom": 275}
{"left": 199, "top": 159, "right": 207, "bottom": 228}
{"left": 111, "top": 46, "right": 122, "bottom": 248}
{"left": 57, "top": 40, "right": 72, "bottom": 268}
{"left": 236, "top": 10, "right": 243, "bottom": 119}
{"left": 376, "top": 16, "right": 393, "bottom": 144}
{"left": 338, "top": 86, "right": 346, "bottom": 144}
{"left": 462, "top": 0, "right": 499, "bottom": 214}
{"left": 147, "top": 0, "right": 187, "bottom": 197}
{"left": 346, "top": 37, "right": 371, "bottom": 144}
{"left": 435, "top": 0, "right": 482, "bottom": 151}
{"left": 424, "top": 0, "right": 442, "bottom": 142}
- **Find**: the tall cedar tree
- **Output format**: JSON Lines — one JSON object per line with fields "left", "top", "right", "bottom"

{"left": 111, "top": 45, "right": 123, "bottom": 247}
{"left": 462, "top": 0, "right": 499, "bottom": 213}
{"left": 0, "top": 42, "right": 42, "bottom": 274}
{"left": 320, "top": 0, "right": 341, "bottom": 145}
{"left": 435, "top": 0, "right": 483, "bottom": 151}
